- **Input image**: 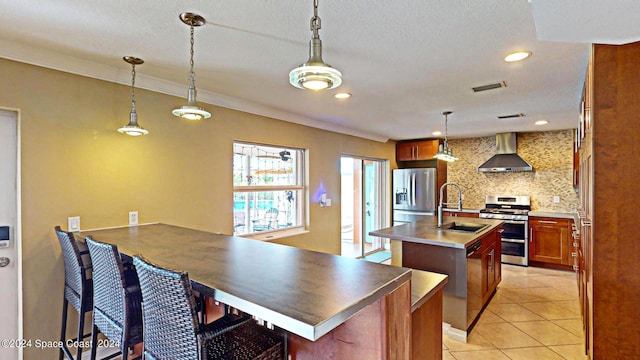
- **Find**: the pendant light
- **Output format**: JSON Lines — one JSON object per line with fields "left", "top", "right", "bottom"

{"left": 433, "top": 111, "right": 458, "bottom": 162}
{"left": 172, "top": 12, "right": 211, "bottom": 120}
{"left": 118, "top": 56, "right": 149, "bottom": 136}
{"left": 289, "top": 0, "right": 342, "bottom": 91}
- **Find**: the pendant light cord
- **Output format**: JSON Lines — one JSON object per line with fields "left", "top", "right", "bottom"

{"left": 444, "top": 112, "right": 449, "bottom": 147}
{"left": 130, "top": 63, "right": 137, "bottom": 111}
{"left": 189, "top": 24, "right": 196, "bottom": 85}
{"left": 310, "top": 0, "right": 321, "bottom": 39}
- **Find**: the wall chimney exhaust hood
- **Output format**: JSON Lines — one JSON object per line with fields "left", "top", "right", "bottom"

{"left": 478, "top": 132, "right": 533, "bottom": 172}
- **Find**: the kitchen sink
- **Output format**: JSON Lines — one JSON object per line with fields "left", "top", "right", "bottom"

{"left": 438, "top": 222, "right": 489, "bottom": 233}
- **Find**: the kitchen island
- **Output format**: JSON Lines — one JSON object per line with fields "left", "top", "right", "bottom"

{"left": 76, "top": 223, "right": 446, "bottom": 359}
{"left": 370, "top": 216, "right": 503, "bottom": 342}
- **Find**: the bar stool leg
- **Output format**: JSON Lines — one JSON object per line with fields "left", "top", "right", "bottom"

{"left": 59, "top": 296, "right": 68, "bottom": 360}
{"left": 76, "top": 300, "right": 86, "bottom": 360}
{"left": 89, "top": 324, "right": 99, "bottom": 360}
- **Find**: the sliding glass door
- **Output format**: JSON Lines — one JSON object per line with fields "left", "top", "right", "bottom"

{"left": 341, "top": 156, "right": 388, "bottom": 259}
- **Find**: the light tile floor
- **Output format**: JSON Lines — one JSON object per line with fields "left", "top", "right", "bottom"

{"left": 444, "top": 264, "right": 588, "bottom": 360}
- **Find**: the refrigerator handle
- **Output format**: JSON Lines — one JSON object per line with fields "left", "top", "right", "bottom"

{"left": 412, "top": 173, "right": 417, "bottom": 206}
{"left": 408, "top": 174, "right": 412, "bottom": 206}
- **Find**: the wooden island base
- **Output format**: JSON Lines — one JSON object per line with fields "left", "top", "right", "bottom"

{"left": 288, "top": 280, "right": 411, "bottom": 359}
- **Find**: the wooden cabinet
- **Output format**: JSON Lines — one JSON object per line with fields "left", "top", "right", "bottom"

{"left": 396, "top": 140, "right": 439, "bottom": 161}
{"left": 443, "top": 211, "right": 479, "bottom": 218}
{"left": 529, "top": 217, "right": 572, "bottom": 267}
{"left": 481, "top": 229, "right": 501, "bottom": 304}
{"left": 575, "top": 42, "right": 640, "bottom": 359}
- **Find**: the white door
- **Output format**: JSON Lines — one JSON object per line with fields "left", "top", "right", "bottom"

{"left": 0, "top": 110, "right": 19, "bottom": 359}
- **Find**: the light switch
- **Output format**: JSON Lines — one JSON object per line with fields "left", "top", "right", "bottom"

{"left": 129, "top": 211, "right": 138, "bottom": 226}
{"left": 68, "top": 216, "right": 80, "bottom": 232}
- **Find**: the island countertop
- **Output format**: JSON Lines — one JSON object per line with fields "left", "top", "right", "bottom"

{"left": 76, "top": 223, "right": 412, "bottom": 342}
{"left": 369, "top": 216, "right": 504, "bottom": 249}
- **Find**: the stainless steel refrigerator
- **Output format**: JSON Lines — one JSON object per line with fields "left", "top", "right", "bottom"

{"left": 392, "top": 168, "right": 437, "bottom": 225}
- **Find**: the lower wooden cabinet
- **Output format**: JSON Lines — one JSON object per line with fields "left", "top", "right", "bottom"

{"left": 481, "top": 229, "right": 501, "bottom": 304}
{"left": 529, "top": 217, "right": 573, "bottom": 267}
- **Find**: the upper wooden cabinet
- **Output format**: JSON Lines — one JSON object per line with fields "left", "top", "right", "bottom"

{"left": 396, "top": 140, "right": 440, "bottom": 161}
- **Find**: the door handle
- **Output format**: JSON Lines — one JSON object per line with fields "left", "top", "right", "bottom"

{"left": 0, "top": 257, "right": 9, "bottom": 267}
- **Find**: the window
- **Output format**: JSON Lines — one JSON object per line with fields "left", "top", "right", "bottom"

{"left": 233, "top": 142, "right": 305, "bottom": 236}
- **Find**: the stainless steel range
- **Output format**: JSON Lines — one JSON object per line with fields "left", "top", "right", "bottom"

{"left": 479, "top": 195, "right": 530, "bottom": 266}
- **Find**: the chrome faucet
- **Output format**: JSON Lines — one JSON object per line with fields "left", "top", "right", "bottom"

{"left": 438, "top": 182, "right": 463, "bottom": 227}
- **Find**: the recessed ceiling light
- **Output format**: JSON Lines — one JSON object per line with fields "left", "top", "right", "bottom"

{"left": 535, "top": 120, "right": 549, "bottom": 126}
{"left": 432, "top": 131, "right": 442, "bottom": 136}
{"left": 504, "top": 51, "right": 532, "bottom": 62}
{"left": 334, "top": 92, "right": 351, "bottom": 99}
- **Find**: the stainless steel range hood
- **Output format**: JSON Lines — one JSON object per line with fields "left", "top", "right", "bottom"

{"left": 478, "top": 133, "right": 533, "bottom": 172}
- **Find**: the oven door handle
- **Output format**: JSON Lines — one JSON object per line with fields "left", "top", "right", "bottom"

{"left": 501, "top": 238, "right": 525, "bottom": 244}
{"left": 501, "top": 220, "right": 527, "bottom": 224}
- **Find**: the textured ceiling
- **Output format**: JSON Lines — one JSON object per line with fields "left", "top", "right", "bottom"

{"left": 0, "top": 0, "right": 633, "bottom": 142}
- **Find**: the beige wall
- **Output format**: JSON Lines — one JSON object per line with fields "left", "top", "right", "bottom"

{"left": 446, "top": 130, "right": 579, "bottom": 212}
{"left": 0, "top": 59, "right": 396, "bottom": 358}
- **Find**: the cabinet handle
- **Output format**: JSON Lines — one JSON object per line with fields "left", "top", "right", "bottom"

{"left": 571, "top": 252, "right": 577, "bottom": 257}
{"left": 573, "top": 242, "right": 579, "bottom": 247}
{"left": 537, "top": 220, "right": 558, "bottom": 224}
{"left": 489, "top": 249, "right": 494, "bottom": 271}
{"left": 530, "top": 228, "right": 533, "bottom": 242}
{"left": 416, "top": 146, "right": 419, "bottom": 158}
{"left": 573, "top": 265, "right": 579, "bottom": 271}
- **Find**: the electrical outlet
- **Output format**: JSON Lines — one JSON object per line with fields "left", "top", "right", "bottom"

{"left": 68, "top": 216, "right": 80, "bottom": 232}
{"left": 129, "top": 211, "right": 138, "bottom": 226}
{"left": 552, "top": 196, "right": 560, "bottom": 203}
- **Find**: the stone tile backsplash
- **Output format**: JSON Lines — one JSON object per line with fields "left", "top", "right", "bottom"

{"left": 446, "top": 130, "right": 579, "bottom": 213}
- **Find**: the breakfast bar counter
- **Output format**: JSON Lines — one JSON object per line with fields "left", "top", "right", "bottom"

{"left": 77, "top": 223, "right": 419, "bottom": 359}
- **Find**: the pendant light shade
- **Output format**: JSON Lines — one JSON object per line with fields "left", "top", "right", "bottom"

{"left": 118, "top": 56, "right": 149, "bottom": 136}
{"left": 433, "top": 111, "right": 458, "bottom": 162}
{"left": 289, "top": 0, "right": 342, "bottom": 91}
{"left": 172, "top": 12, "right": 211, "bottom": 120}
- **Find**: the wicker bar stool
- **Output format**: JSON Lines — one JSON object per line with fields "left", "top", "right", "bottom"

{"left": 132, "top": 255, "right": 286, "bottom": 360}
{"left": 85, "top": 237, "right": 143, "bottom": 360}
{"left": 55, "top": 226, "right": 93, "bottom": 360}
